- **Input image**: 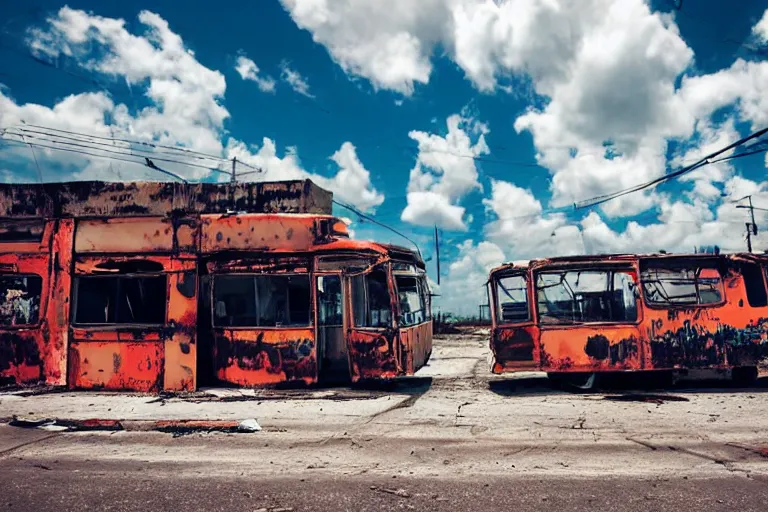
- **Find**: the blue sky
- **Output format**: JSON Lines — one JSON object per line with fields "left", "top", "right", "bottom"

{"left": 1, "top": 1, "right": 767, "bottom": 315}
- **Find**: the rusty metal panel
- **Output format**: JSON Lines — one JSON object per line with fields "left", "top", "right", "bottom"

{"left": 67, "top": 340, "right": 164, "bottom": 392}
{"left": 0, "top": 180, "right": 332, "bottom": 218}
{"left": 539, "top": 326, "right": 643, "bottom": 371}
{"left": 490, "top": 326, "right": 540, "bottom": 373}
{"left": 214, "top": 328, "right": 317, "bottom": 386}
{"left": 0, "top": 330, "right": 43, "bottom": 385}
{"left": 347, "top": 329, "right": 400, "bottom": 381}
{"left": 399, "top": 322, "right": 432, "bottom": 374}
{"left": 201, "top": 214, "right": 329, "bottom": 253}
{"left": 74, "top": 218, "right": 174, "bottom": 253}
{"left": 164, "top": 258, "right": 197, "bottom": 391}
{"left": 643, "top": 266, "right": 768, "bottom": 370}
{"left": 44, "top": 219, "right": 73, "bottom": 386}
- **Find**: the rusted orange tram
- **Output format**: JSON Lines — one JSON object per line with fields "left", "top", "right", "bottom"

{"left": 0, "top": 180, "right": 432, "bottom": 392}
{"left": 488, "top": 253, "right": 768, "bottom": 379}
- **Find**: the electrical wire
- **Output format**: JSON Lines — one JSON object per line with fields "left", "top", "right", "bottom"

{"left": 7, "top": 124, "right": 261, "bottom": 169}
{"left": 573, "top": 127, "right": 768, "bottom": 210}
{"left": 1, "top": 134, "right": 228, "bottom": 174}
{"left": 332, "top": 199, "right": 422, "bottom": 258}
{"left": 1, "top": 138, "right": 189, "bottom": 182}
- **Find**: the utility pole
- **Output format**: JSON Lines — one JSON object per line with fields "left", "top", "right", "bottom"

{"left": 434, "top": 225, "right": 441, "bottom": 285}
{"left": 229, "top": 157, "right": 237, "bottom": 210}
{"left": 739, "top": 195, "right": 758, "bottom": 253}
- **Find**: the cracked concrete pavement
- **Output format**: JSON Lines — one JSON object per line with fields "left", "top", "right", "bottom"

{"left": 2, "top": 334, "right": 768, "bottom": 510}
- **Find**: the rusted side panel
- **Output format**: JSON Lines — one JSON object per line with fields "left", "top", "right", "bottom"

{"left": 0, "top": 330, "right": 43, "bottom": 385}
{"left": 201, "top": 214, "right": 331, "bottom": 253}
{"left": 643, "top": 269, "right": 768, "bottom": 369}
{"left": 214, "top": 329, "right": 317, "bottom": 386}
{"left": 0, "top": 180, "right": 332, "bottom": 218}
{"left": 399, "top": 322, "right": 432, "bottom": 374}
{"left": 164, "top": 258, "right": 197, "bottom": 391}
{"left": 490, "top": 326, "right": 540, "bottom": 373}
{"left": 538, "top": 326, "right": 643, "bottom": 371}
{"left": 45, "top": 219, "right": 73, "bottom": 385}
{"left": 74, "top": 218, "right": 174, "bottom": 253}
{"left": 67, "top": 340, "right": 164, "bottom": 392}
{"left": 68, "top": 252, "right": 173, "bottom": 391}
{"left": 347, "top": 329, "right": 400, "bottom": 381}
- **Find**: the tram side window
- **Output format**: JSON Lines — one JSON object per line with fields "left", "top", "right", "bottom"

{"left": 396, "top": 275, "right": 426, "bottom": 326}
{"left": 213, "top": 275, "right": 311, "bottom": 327}
{"left": 641, "top": 265, "right": 723, "bottom": 306}
{"left": 496, "top": 274, "right": 529, "bottom": 323}
{"left": 536, "top": 270, "right": 637, "bottom": 324}
{"left": 0, "top": 275, "right": 43, "bottom": 326}
{"left": 351, "top": 267, "right": 391, "bottom": 328}
{"left": 419, "top": 276, "right": 432, "bottom": 320}
{"left": 741, "top": 262, "right": 768, "bottom": 307}
{"left": 74, "top": 275, "right": 167, "bottom": 325}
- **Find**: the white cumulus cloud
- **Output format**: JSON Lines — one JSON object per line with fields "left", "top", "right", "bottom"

{"left": 401, "top": 113, "right": 489, "bottom": 230}
{"left": 235, "top": 55, "right": 277, "bottom": 93}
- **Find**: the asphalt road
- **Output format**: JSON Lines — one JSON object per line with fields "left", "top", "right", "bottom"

{"left": 2, "top": 334, "right": 768, "bottom": 511}
{"left": 2, "top": 458, "right": 768, "bottom": 512}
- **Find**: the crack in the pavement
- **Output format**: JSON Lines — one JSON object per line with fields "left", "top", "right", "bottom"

{"left": 0, "top": 432, "right": 61, "bottom": 458}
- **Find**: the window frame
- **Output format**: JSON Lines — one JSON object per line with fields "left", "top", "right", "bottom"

{"left": 211, "top": 272, "right": 313, "bottom": 329}
{"left": 640, "top": 262, "right": 726, "bottom": 309}
{"left": 72, "top": 273, "right": 168, "bottom": 327}
{"left": 351, "top": 265, "right": 394, "bottom": 330}
{"left": 0, "top": 273, "right": 45, "bottom": 328}
{"left": 394, "top": 273, "right": 428, "bottom": 327}
{"left": 533, "top": 267, "right": 641, "bottom": 326}
{"left": 493, "top": 271, "right": 531, "bottom": 326}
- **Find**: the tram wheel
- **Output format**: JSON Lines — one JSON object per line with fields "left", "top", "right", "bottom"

{"left": 732, "top": 366, "right": 758, "bottom": 386}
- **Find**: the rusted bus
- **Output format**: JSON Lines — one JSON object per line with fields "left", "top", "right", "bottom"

{"left": 67, "top": 217, "right": 198, "bottom": 392}
{"left": 0, "top": 219, "right": 62, "bottom": 386}
{"left": 0, "top": 180, "right": 433, "bottom": 391}
{"left": 201, "top": 213, "right": 431, "bottom": 387}
{"left": 488, "top": 253, "right": 768, "bottom": 376}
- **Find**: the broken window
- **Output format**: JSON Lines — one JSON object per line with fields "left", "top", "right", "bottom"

{"left": 495, "top": 273, "right": 529, "bottom": 323}
{"left": 396, "top": 275, "right": 427, "bottom": 326}
{"left": 740, "top": 262, "right": 767, "bottom": 308}
{"left": 74, "top": 275, "right": 167, "bottom": 325}
{"left": 317, "top": 275, "right": 343, "bottom": 327}
{"left": 419, "top": 275, "right": 432, "bottom": 321}
{"left": 0, "top": 275, "right": 42, "bottom": 326}
{"left": 213, "top": 274, "right": 311, "bottom": 327}
{"left": 641, "top": 264, "right": 723, "bottom": 306}
{"left": 351, "top": 267, "right": 391, "bottom": 328}
{"left": 536, "top": 270, "right": 637, "bottom": 324}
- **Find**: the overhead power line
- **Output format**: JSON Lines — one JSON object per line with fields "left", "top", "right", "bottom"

{"left": 1, "top": 123, "right": 265, "bottom": 182}
{"left": 6, "top": 124, "right": 261, "bottom": 170}
{"left": 332, "top": 199, "right": 422, "bottom": 259}
{"left": 573, "top": 126, "right": 768, "bottom": 210}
